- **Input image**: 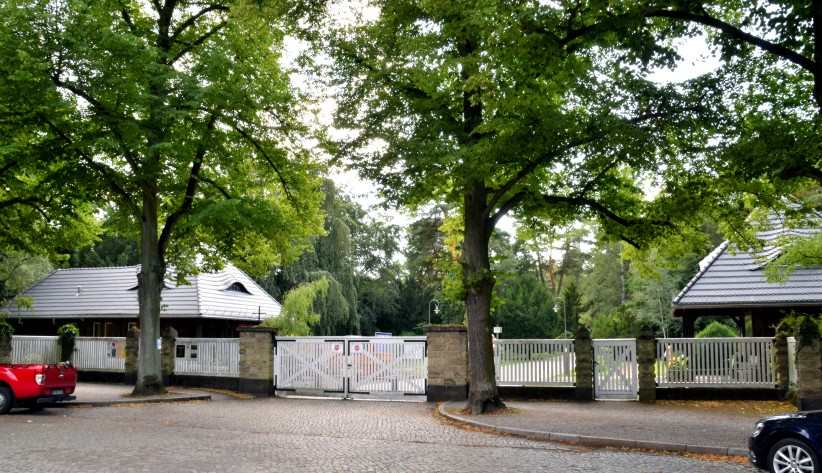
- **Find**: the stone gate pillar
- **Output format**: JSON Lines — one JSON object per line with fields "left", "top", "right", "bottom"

{"left": 773, "top": 328, "right": 790, "bottom": 394}
{"left": 637, "top": 327, "right": 656, "bottom": 403}
{"left": 574, "top": 325, "right": 594, "bottom": 401}
{"left": 125, "top": 326, "right": 139, "bottom": 385}
{"left": 0, "top": 333, "right": 11, "bottom": 364}
{"left": 238, "top": 326, "right": 276, "bottom": 397}
{"left": 425, "top": 324, "right": 468, "bottom": 402}
{"left": 795, "top": 318, "right": 822, "bottom": 410}
{"left": 161, "top": 326, "right": 177, "bottom": 386}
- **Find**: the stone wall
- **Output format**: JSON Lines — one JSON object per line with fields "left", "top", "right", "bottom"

{"left": 772, "top": 331, "right": 790, "bottom": 393}
{"left": 161, "top": 326, "right": 178, "bottom": 385}
{"left": 0, "top": 334, "right": 10, "bottom": 364}
{"left": 796, "top": 338, "right": 822, "bottom": 409}
{"left": 238, "top": 326, "right": 275, "bottom": 397}
{"left": 425, "top": 325, "right": 468, "bottom": 402}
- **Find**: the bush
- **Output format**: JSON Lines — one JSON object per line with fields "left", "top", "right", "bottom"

{"left": 57, "top": 324, "right": 79, "bottom": 362}
{"left": 0, "top": 315, "right": 13, "bottom": 338}
{"left": 696, "top": 321, "right": 737, "bottom": 338}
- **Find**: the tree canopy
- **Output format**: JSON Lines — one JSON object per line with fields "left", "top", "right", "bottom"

{"left": 0, "top": 0, "right": 325, "bottom": 394}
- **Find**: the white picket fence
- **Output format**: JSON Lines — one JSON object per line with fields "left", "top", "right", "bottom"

{"left": 174, "top": 338, "right": 240, "bottom": 378}
{"left": 74, "top": 337, "right": 126, "bottom": 372}
{"left": 11, "top": 336, "right": 60, "bottom": 364}
{"left": 656, "top": 337, "right": 775, "bottom": 387}
{"left": 494, "top": 339, "right": 575, "bottom": 386}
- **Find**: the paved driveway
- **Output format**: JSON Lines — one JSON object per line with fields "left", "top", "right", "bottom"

{"left": 0, "top": 398, "right": 756, "bottom": 472}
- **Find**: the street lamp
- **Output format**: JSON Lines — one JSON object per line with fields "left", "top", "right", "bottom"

{"left": 557, "top": 299, "right": 567, "bottom": 337}
{"left": 428, "top": 299, "right": 440, "bottom": 325}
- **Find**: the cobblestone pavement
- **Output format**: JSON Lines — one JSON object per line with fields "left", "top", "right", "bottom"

{"left": 0, "top": 398, "right": 757, "bottom": 472}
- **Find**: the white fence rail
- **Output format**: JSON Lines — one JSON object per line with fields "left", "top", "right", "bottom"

{"left": 11, "top": 336, "right": 60, "bottom": 364}
{"left": 656, "top": 337, "right": 775, "bottom": 387}
{"left": 74, "top": 337, "right": 126, "bottom": 372}
{"left": 494, "top": 339, "right": 575, "bottom": 386}
{"left": 174, "top": 338, "right": 240, "bottom": 377}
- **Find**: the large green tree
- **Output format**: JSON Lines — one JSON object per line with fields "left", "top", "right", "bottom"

{"left": 331, "top": 1, "right": 716, "bottom": 412}
{"left": 0, "top": 1, "right": 324, "bottom": 394}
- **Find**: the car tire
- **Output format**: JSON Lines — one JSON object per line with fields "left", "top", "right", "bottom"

{"left": 769, "top": 438, "right": 819, "bottom": 473}
{"left": 0, "top": 386, "right": 13, "bottom": 415}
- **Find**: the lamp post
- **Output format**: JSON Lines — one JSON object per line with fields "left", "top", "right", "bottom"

{"left": 557, "top": 299, "right": 567, "bottom": 337}
{"left": 428, "top": 299, "right": 440, "bottom": 325}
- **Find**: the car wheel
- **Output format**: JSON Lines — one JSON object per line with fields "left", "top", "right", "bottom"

{"left": 769, "top": 438, "right": 819, "bottom": 473}
{"left": 0, "top": 386, "right": 13, "bottom": 415}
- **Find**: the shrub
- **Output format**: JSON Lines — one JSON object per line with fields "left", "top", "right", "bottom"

{"left": 57, "top": 323, "right": 79, "bottom": 362}
{"left": 0, "top": 315, "right": 14, "bottom": 338}
{"left": 696, "top": 321, "right": 737, "bottom": 338}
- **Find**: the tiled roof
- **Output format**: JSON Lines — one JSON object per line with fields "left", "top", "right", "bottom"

{"left": 3, "top": 264, "right": 281, "bottom": 321}
{"left": 673, "top": 214, "right": 822, "bottom": 310}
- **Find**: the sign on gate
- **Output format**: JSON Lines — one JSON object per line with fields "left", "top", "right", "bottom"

{"left": 593, "top": 339, "right": 638, "bottom": 400}
{"left": 274, "top": 336, "right": 427, "bottom": 400}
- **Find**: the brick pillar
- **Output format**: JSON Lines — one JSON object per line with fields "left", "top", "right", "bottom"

{"left": 574, "top": 325, "right": 594, "bottom": 401}
{"left": 796, "top": 318, "right": 822, "bottom": 410}
{"left": 238, "top": 326, "right": 276, "bottom": 397}
{"left": 637, "top": 327, "right": 656, "bottom": 403}
{"left": 425, "top": 324, "right": 468, "bottom": 402}
{"left": 773, "top": 330, "right": 790, "bottom": 394}
{"left": 125, "top": 326, "right": 139, "bottom": 385}
{"left": 161, "top": 326, "right": 177, "bottom": 386}
{"left": 0, "top": 334, "right": 11, "bottom": 364}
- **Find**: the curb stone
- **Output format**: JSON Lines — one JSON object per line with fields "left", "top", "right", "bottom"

{"left": 64, "top": 393, "right": 211, "bottom": 407}
{"left": 438, "top": 402, "right": 748, "bottom": 458}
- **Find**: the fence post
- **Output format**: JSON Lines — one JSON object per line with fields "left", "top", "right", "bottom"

{"left": 238, "top": 326, "right": 276, "bottom": 397}
{"left": 773, "top": 328, "right": 790, "bottom": 395}
{"left": 161, "top": 326, "right": 177, "bottom": 386}
{"left": 0, "top": 333, "right": 11, "bottom": 364}
{"left": 574, "top": 325, "right": 594, "bottom": 401}
{"left": 125, "top": 327, "right": 139, "bottom": 385}
{"left": 795, "top": 318, "right": 822, "bottom": 410}
{"left": 424, "top": 324, "right": 469, "bottom": 402}
{"left": 637, "top": 327, "right": 656, "bottom": 403}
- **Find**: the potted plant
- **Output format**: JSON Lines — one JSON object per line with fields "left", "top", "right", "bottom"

{"left": 57, "top": 324, "right": 79, "bottom": 363}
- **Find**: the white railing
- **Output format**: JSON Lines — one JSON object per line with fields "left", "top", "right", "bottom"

{"left": 11, "top": 336, "right": 60, "bottom": 364}
{"left": 656, "top": 337, "right": 775, "bottom": 387}
{"left": 174, "top": 338, "right": 240, "bottom": 377}
{"left": 74, "top": 337, "right": 126, "bottom": 372}
{"left": 787, "top": 336, "right": 797, "bottom": 387}
{"left": 494, "top": 339, "right": 575, "bottom": 386}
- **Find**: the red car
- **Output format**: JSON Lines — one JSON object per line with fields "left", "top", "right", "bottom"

{"left": 0, "top": 362, "right": 77, "bottom": 414}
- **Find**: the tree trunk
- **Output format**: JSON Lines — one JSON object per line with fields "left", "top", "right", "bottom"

{"left": 133, "top": 188, "right": 166, "bottom": 395}
{"left": 463, "top": 182, "right": 503, "bottom": 414}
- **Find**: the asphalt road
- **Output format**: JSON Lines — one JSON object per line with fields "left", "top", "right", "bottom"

{"left": 0, "top": 397, "right": 758, "bottom": 472}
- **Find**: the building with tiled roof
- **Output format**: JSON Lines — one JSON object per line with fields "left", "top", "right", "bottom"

{"left": 673, "top": 213, "right": 822, "bottom": 336}
{"left": 3, "top": 264, "right": 280, "bottom": 337}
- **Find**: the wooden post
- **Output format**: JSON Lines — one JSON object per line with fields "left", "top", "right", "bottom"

{"left": 574, "top": 325, "right": 594, "bottom": 401}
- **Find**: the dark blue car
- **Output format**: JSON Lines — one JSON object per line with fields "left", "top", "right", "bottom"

{"left": 749, "top": 411, "right": 822, "bottom": 473}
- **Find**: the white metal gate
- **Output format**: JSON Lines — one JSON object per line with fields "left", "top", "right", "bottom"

{"left": 593, "top": 339, "right": 638, "bottom": 400}
{"left": 274, "top": 336, "right": 427, "bottom": 399}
